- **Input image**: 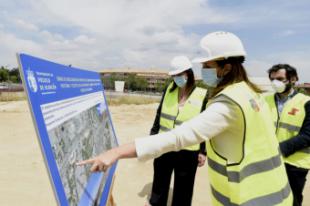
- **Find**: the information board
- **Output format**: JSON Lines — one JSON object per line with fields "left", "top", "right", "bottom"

{"left": 17, "top": 53, "right": 118, "bottom": 206}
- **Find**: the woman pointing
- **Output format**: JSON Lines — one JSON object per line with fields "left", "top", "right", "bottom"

{"left": 78, "top": 31, "right": 293, "bottom": 206}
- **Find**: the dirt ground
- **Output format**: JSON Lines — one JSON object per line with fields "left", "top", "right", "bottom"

{"left": 0, "top": 101, "right": 309, "bottom": 205}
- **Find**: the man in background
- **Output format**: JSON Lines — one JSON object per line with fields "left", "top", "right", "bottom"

{"left": 266, "top": 64, "right": 310, "bottom": 206}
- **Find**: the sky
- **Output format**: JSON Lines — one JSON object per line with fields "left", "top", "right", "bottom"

{"left": 0, "top": 0, "right": 310, "bottom": 82}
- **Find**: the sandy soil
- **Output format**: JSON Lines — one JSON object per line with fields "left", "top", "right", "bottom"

{"left": 0, "top": 101, "right": 309, "bottom": 205}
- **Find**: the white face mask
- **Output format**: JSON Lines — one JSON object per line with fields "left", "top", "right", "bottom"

{"left": 201, "top": 68, "right": 222, "bottom": 87}
{"left": 173, "top": 75, "right": 187, "bottom": 88}
{"left": 271, "top": 79, "right": 286, "bottom": 93}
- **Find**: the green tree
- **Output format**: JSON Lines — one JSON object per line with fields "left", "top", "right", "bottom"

{"left": 135, "top": 76, "right": 148, "bottom": 91}
{"left": 8, "top": 68, "right": 21, "bottom": 83}
{"left": 0, "top": 66, "right": 9, "bottom": 82}
{"left": 155, "top": 78, "right": 171, "bottom": 92}
{"left": 101, "top": 73, "right": 124, "bottom": 90}
{"left": 126, "top": 74, "right": 137, "bottom": 91}
{"left": 9, "top": 76, "right": 18, "bottom": 83}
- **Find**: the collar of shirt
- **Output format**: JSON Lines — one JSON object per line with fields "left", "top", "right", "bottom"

{"left": 275, "top": 89, "right": 297, "bottom": 115}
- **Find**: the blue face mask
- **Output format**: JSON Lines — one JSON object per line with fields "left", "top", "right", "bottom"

{"left": 173, "top": 75, "right": 187, "bottom": 88}
{"left": 201, "top": 68, "right": 222, "bottom": 87}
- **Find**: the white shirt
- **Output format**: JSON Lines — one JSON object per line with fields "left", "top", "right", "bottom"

{"left": 135, "top": 96, "right": 244, "bottom": 164}
{"left": 275, "top": 89, "right": 295, "bottom": 115}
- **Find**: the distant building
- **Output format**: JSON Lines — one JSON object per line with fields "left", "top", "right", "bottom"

{"left": 99, "top": 68, "right": 170, "bottom": 91}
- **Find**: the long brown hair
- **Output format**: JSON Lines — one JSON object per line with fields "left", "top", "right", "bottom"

{"left": 211, "top": 57, "right": 262, "bottom": 97}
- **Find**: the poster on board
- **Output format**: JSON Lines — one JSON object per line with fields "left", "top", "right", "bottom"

{"left": 17, "top": 53, "right": 118, "bottom": 206}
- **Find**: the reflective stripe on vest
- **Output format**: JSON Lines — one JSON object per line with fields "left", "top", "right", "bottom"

{"left": 211, "top": 182, "right": 291, "bottom": 206}
{"left": 207, "top": 82, "right": 292, "bottom": 206}
{"left": 278, "top": 122, "right": 301, "bottom": 133}
{"left": 175, "top": 120, "right": 183, "bottom": 125}
{"left": 160, "top": 112, "right": 176, "bottom": 121}
{"left": 265, "top": 93, "right": 310, "bottom": 168}
{"left": 208, "top": 149, "right": 282, "bottom": 183}
{"left": 159, "top": 82, "right": 207, "bottom": 151}
{"left": 159, "top": 125, "right": 170, "bottom": 132}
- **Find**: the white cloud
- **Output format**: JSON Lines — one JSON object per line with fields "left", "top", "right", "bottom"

{"left": 74, "top": 35, "right": 96, "bottom": 45}
{"left": 0, "top": 31, "right": 43, "bottom": 66}
{"left": 13, "top": 19, "right": 39, "bottom": 32}
{"left": 42, "top": 0, "right": 236, "bottom": 34}
{"left": 0, "top": 0, "right": 240, "bottom": 71}
{"left": 0, "top": 0, "right": 309, "bottom": 84}
{"left": 245, "top": 59, "right": 272, "bottom": 78}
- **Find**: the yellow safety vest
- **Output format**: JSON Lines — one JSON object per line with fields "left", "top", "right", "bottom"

{"left": 159, "top": 82, "right": 207, "bottom": 151}
{"left": 265, "top": 93, "right": 310, "bottom": 169}
{"left": 207, "top": 82, "right": 292, "bottom": 206}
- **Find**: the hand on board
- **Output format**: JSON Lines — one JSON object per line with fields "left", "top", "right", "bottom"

{"left": 76, "top": 149, "right": 118, "bottom": 172}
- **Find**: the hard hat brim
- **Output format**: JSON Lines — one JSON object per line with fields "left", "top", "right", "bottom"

{"left": 192, "top": 54, "right": 245, "bottom": 64}
{"left": 192, "top": 57, "right": 211, "bottom": 63}
{"left": 168, "top": 68, "right": 190, "bottom": 76}
{"left": 191, "top": 56, "right": 223, "bottom": 63}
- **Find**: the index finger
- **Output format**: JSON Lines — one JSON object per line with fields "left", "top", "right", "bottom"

{"left": 76, "top": 158, "right": 95, "bottom": 166}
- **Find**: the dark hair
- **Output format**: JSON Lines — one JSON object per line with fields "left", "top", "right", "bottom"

{"left": 169, "top": 68, "right": 195, "bottom": 93}
{"left": 211, "top": 56, "right": 262, "bottom": 97}
{"left": 267, "top": 64, "right": 299, "bottom": 81}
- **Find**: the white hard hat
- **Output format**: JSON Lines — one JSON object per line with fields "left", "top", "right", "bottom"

{"left": 169, "top": 55, "right": 192, "bottom": 76}
{"left": 192, "top": 31, "right": 246, "bottom": 63}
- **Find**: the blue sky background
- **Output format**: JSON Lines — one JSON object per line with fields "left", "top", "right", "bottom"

{"left": 0, "top": 0, "right": 309, "bottom": 82}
